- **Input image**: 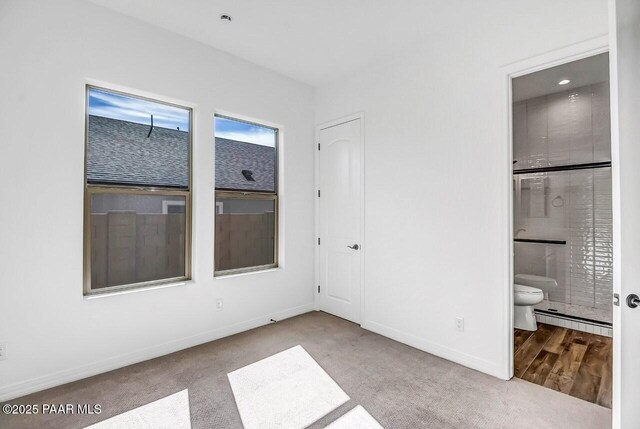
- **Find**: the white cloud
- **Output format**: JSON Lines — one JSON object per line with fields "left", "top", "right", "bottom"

{"left": 89, "top": 89, "right": 189, "bottom": 130}
{"left": 216, "top": 129, "right": 276, "bottom": 147}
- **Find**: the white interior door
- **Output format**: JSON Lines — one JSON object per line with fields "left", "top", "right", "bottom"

{"left": 318, "top": 118, "right": 362, "bottom": 324}
{"left": 611, "top": 1, "right": 640, "bottom": 428}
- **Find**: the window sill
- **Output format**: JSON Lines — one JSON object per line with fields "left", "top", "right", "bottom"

{"left": 84, "top": 281, "right": 189, "bottom": 300}
{"left": 214, "top": 267, "right": 281, "bottom": 280}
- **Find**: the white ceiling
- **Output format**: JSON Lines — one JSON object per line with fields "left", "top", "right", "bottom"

{"left": 85, "top": 0, "right": 485, "bottom": 86}
{"left": 512, "top": 53, "right": 609, "bottom": 102}
{"left": 87, "top": 0, "right": 608, "bottom": 87}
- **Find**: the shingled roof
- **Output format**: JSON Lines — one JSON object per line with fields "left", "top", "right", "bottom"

{"left": 87, "top": 115, "right": 276, "bottom": 191}
{"left": 214, "top": 137, "right": 275, "bottom": 192}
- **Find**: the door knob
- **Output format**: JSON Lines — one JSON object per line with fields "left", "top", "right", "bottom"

{"left": 347, "top": 244, "right": 360, "bottom": 250}
{"left": 627, "top": 294, "right": 640, "bottom": 309}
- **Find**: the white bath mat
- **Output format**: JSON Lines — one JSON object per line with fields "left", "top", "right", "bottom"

{"left": 325, "top": 405, "right": 383, "bottom": 429}
{"left": 86, "top": 389, "right": 191, "bottom": 429}
{"left": 227, "top": 345, "right": 349, "bottom": 429}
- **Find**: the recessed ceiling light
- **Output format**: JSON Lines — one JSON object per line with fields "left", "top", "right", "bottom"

{"left": 558, "top": 79, "right": 571, "bottom": 85}
{"left": 220, "top": 14, "right": 232, "bottom": 22}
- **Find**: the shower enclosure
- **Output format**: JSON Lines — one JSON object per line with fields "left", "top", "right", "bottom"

{"left": 512, "top": 53, "right": 612, "bottom": 325}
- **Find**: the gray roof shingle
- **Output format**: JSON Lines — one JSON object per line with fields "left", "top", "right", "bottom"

{"left": 87, "top": 115, "right": 276, "bottom": 192}
{"left": 214, "top": 137, "right": 275, "bottom": 192}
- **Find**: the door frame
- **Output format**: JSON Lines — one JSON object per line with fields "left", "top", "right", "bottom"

{"left": 314, "top": 112, "right": 365, "bottom": 323}
{"left": 501, "top": 34, "right": 611, "bottom": 383}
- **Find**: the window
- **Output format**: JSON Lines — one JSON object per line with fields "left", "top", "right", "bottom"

{"left": 214, "top": 115, "right": 278, "bottom": 275}
{"left": 162, "top": 200, "right": 186, "bottom": 214}
{"left": 84, "top": 86, "right": 192, "bottom": 294}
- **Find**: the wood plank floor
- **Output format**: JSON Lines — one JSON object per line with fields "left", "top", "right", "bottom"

{"left": 514, "top": 323, "right": 612, "bottom": 408}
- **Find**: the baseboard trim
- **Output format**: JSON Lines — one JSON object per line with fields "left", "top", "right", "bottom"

{"left": 535, "top": 312, "right": 613, "bottom": 337}
{"left": 361, "top": 320, "right": 505, "bottom": 379}
{"left": 0, "top": 303, "right": 315, "bottom": 402}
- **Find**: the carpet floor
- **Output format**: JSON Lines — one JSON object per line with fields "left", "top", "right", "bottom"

{"left": 0, "top": 311, "right": 611, "bottom": 429}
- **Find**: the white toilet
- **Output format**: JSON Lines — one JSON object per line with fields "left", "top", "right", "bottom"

{"left": 514, "top": 274, "right": 557, "bottom": 331}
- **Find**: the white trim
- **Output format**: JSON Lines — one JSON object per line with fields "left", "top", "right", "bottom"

{"left": 213, "top": 109, "right": 283, "bottom": 132}
{"left": 500, "top": 35, "right": 609, "bottom": 76}
{"left": 214, "top": 267, "right": 281, "bottom": 280}
{"left": 315, "top": 112, "right": 365, "bottom": 324}
{"left": 83, "top": 281, "right": 188, "bottom": 300}
{"left": 0, "top": 304, "right": 315, "bottom": 402}
{"left": 362, "top": 320, "right": 504, "bottom": 379}
{"left": 607, "top": 1, "right": 621, "bottom": 427}
{"left": 84, "top": 78, "right": 198, "bottom": 109}
{"left": 500, "top": 35, "right": 610, "bottom": 382}
{"left": 534, "top": 313, "right": 613, "bottom": 337}
{"left": 317, "top": 112, "right": 364, "bottom": 131}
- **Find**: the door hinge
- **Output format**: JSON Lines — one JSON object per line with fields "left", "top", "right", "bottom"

{"left": 318, "top": 237, "right": 320, "bottom": 245}
{"left": 318, "top": 190, "right": 321, "bottom": 197}
{"left": 614, "top": 293, "right": 620, "bottom": 306}
{"left": 318, "top": 285, "right": 320, "bottom": 293}
{"left": 318, "top": 143, "right": 321, "bottom": 151}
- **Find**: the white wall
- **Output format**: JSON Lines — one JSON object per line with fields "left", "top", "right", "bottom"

{"left": 610, "top": 1, "right": 640, "bottom": 427}
{"left": 315, "top": 1, "right": 609, "bottom": 378}
{"left": 0, "top": 0, "right": 315, "bottom": 400}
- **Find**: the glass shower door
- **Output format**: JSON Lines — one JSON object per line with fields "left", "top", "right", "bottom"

{"left": 513, "top": 167, "right": 612, "bottom": 321}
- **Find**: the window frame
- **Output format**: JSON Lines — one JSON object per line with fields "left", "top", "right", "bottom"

{"left": 83, "top": 85, "right": 193, "bottom": 296}
{"left": 214, "top": 114, "right": 279, "bottom": 277}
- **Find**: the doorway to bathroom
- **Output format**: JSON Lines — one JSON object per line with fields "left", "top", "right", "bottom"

{"left": 510, "top": 51, "right": 613, "bottom": 408}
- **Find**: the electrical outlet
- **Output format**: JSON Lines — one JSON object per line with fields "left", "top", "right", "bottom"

{"left": 0, "top": 343, "right": 6, "bottom": 361}
{"left": 455, "top": 317, "right": 464, "bottom": 332}
{"left": 216, "top": 299, "right": 223, "bottom": 311}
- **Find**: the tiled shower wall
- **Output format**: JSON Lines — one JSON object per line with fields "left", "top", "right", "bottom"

{"left": 513, "top": 82, "right": 610, "bottom": 168}
{"left": 513, "top": 82, "right": 612, "bottom": 315}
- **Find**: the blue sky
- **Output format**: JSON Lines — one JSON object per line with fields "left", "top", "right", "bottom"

{"left": 214, "top": 116, "right": 276, "bottom": 147}
{"left": 89, "top": 88, "right": 276, "bottom": 147}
